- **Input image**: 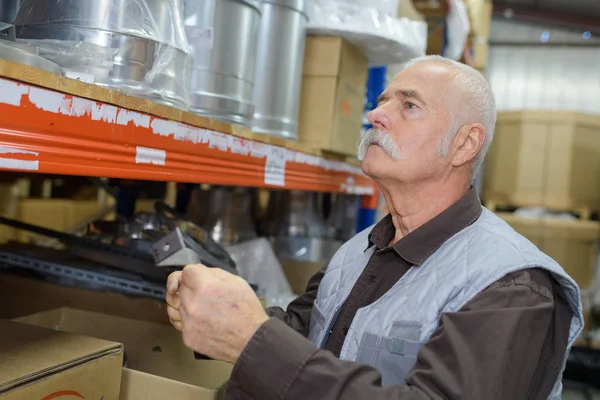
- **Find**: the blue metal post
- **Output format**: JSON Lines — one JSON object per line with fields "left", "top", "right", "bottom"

{"left": 115, "top": 179, "right": 139, "bottom": 218}
{"left": 357, "top": 66, "right": 387, "bottom": 232}
{"left": 361, "top": 66, "right": 388, "bottom": 136}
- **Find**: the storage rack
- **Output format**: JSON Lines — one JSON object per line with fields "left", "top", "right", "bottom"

{"left": 0, "top": 59, "right": 378, "bottom": 201}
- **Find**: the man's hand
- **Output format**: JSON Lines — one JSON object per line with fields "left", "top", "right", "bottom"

{"left": 166, "top": 265, "right": 269, "bottom": 364}
{"left": 166, "top": 271, "right": 183, "bottom": 331}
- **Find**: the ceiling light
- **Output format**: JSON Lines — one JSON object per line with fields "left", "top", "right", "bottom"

{"left": 540, "top": 32, "right": 550, "bottom": 43}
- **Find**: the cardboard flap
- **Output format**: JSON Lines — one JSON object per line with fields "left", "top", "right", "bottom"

{"left": 16, "top": 308, "right": 233, "bottom": 390}
{"left": 0, "top": 319, "right": 122, "bottom": 393}
{"left": 121, "top": 368, "right": 217, "bottom": 400}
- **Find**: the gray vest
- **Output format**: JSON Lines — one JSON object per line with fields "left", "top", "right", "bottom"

{"left": 309, "top": 208, "right": 583, "bottom": 398}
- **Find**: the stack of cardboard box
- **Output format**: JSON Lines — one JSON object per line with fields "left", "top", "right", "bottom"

{"left": 497, "top": 213, "right": 599, "bottom": 291}
{"left": 484, "top": 111, "right": 600, "bottom": 213}
{"left": 485, "top": 111, "right": 600, "bottom": 317}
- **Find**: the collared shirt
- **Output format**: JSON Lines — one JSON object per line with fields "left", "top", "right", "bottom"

{"left": 227, "top": 187, "right": 573, "bottom": 400}
{"left": 324, "top": 187, "right": 483, "bottom": 356}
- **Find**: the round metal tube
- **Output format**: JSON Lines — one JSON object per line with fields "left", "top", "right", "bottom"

{"left": 185, "top": 0, "right": 261, "bottom": 126}
{"left": 252, "top": 0, "right": 308, "bottom": 139}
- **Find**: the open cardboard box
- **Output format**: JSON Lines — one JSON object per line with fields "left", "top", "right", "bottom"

{"left": 15, "top": 308, "right": 233, "bottom": 400}
{"left": 0, "top": 272, "right": 171, "bottom": 324}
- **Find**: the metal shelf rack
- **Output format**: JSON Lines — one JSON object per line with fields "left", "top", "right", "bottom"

{"left": 0, "top": 59, "right": 377, "bottom": 199}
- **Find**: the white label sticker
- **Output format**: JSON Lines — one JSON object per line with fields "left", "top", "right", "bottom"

{"left": 185, "top": 27, "right": 214, "bottom": 50}
{"left": 265, "top": 146, "right": 286, "bottom": 187}
{"left": 135, "top": 146, "right": 166, "bottom": 166}
{"left": 65, "top": 70, "right": 95, "bottom": 84}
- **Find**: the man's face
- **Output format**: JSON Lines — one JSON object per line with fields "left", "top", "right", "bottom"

{"left": 360, "top": 63, "right": 456, "bottom": 184}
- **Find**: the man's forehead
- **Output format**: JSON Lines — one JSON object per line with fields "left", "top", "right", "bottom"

{"left": 386, "top": 63, "right": 454, "bottom": 100}
{"left": 393, "top": 63, "right": 453, "bottom": 86}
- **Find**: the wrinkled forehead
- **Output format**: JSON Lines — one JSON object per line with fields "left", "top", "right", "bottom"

{"left": 387, "top": 63, "right": 456, "bottom": 107}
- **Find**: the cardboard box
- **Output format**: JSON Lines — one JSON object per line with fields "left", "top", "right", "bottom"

{"left": 0, "top": 272, "right": 170, "bottom": 324}
{"left": 483, "top": 111, "right": 600, "bottom": 211}
{"left": 0, "top": 183, "right": 20, "bottom": 243}
{"left": 497, "top": 213, "right": 600, "bottom": 289}
{"left": 397, "top": 0, "right": 425, "bottom": 21}
{"left": 16, "top": 199, "right": 102, "bottom": 243}
{"left": 0, "top": 319, "right": 123, "bottom": 399}
{"left": 16, "top": 308, "right": 233, "bottom": 400}
{"left": 120, "top": 369, "right": 224, "bottom": 400}
{"left": 413, "top": 0, "right": 447, "bottom": 55}
{"left": 298, "top": 36, "right": 368, "bottom": 156}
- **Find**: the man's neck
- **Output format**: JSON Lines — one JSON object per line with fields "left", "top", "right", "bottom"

{"left": 380, "top": 178, "right": 470, "bottom": 245}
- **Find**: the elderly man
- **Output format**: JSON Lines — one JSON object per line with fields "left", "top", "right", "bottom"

{"left": 166, "top": 55, "right": 584, "bottom": 399}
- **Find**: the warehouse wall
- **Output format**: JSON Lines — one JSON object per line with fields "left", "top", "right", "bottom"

{"left": 487, "top": 20, "right": 600, "bottom": 115}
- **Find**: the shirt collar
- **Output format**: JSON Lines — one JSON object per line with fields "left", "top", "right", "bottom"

{"left": 366, "top": 187, "right": 482, "bottom": 266}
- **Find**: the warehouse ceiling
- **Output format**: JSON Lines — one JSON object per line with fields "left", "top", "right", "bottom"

{"left": 494, "top": 0, "right": 600, "bottom": 16}
{"left": 493, "top": 0, "right": 600, "bottom": 34}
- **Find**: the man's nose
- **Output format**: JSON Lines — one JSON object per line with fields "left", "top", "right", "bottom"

{"left": 367, "top": 106, "right": 391, "bottom": 131}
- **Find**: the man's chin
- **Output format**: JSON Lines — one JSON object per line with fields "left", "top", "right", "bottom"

{"left": 360, "top": 152, "right": 378, "bottom": 177}
{"left": 361, "top": 147, "right": 397, "bottom": 178}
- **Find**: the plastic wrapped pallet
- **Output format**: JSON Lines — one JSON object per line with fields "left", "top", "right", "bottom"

{"left": 13, "top": 0, "right": 192, "bottom": 110}
{"left": 306, "top": 0, "right": 427, "bottom": 65}
{"left": 444, "top": 0, "right": 470, "bottom": 60}
{"left": 330, "top": 0, "right": 401, "bottom": 17}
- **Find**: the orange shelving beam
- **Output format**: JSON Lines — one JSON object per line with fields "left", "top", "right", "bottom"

{"left": 0, "top": 77, "right": 377, "bottom": 199}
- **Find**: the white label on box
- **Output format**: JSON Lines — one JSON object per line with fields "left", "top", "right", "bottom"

{"left": 65, "top": 70, "right": 95, "bottom": 84}
{"left": 265, "top": 146, "right": 286, "bottom": 187}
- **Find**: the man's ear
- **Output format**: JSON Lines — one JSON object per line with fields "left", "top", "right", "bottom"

{"left": 451, "top": 123, "right": 485, "bottom": 168}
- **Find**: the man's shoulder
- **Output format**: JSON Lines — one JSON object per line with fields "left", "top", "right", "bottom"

{"left": 489, "top": 268, "right": 555, "bottom": 301}
{"left": 460, "top": 209, "right": 551, "bottom": 264}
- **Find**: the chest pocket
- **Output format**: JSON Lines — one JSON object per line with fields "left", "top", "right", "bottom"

{"left": 356, "top": 322, "right": 424, "bottom": 387}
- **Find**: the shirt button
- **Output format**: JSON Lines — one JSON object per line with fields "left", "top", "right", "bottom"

{"left": 343, "top": 327, "right": 349, "bottom": 336}
{"left": 368, "top": 275, "right": 377, "bottom": 283}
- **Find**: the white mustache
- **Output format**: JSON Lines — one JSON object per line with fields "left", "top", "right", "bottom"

{"left": 357, "top": 128, "right": 401, "bottom": 161}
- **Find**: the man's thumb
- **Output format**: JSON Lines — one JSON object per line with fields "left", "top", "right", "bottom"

{"left": 181, "top": 264, "right": 207, "bottom": 289}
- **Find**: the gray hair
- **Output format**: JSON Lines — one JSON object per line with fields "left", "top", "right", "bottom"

{"left": 403, "top": 55, "right": 497, "bottom": 174}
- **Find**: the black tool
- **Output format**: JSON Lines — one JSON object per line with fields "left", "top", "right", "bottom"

{"left": 0, "top": 216, "right": 168, "bottom": 281}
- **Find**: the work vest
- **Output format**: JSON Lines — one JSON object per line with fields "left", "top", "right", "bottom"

{"left": 308, "top": 208, "right": 583, "bottom": 399}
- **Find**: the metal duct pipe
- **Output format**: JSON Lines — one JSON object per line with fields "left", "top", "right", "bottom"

{"left": 252, "top": 0, "right": 308, "bottom": 140}
{"left": 185, "top": 0, "right": 262, "bottom": 126}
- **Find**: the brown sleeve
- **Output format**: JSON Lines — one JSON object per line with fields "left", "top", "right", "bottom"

{"left": 226, "top": 269, "right": 572, "bottom": 400}
{"left": 264, "top": 266, "right": 325, "bottom": 337}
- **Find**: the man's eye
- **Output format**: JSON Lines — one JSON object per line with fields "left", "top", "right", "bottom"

{"left": 404, "top": 102, "right": 417, "bottom": 110}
